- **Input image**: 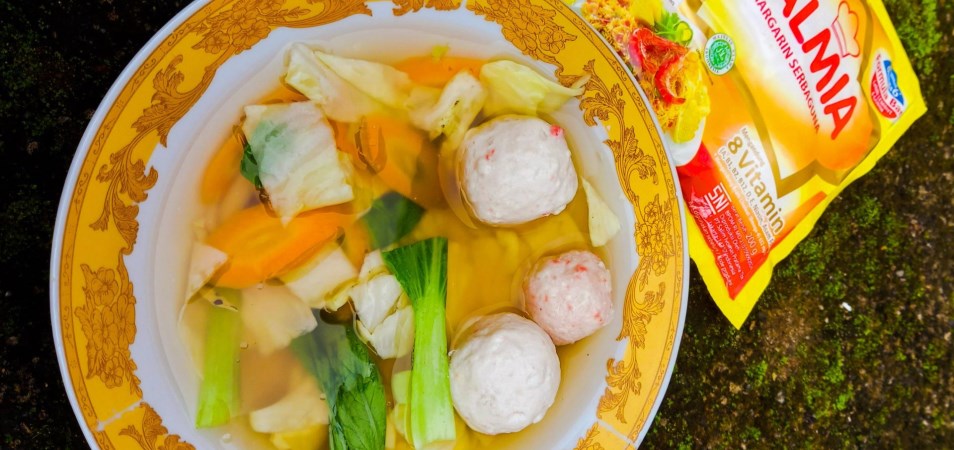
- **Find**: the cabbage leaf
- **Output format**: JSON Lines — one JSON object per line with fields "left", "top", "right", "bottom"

{"left": 582, "top": 179, "right": 621, "bottom": 247}
{"left": 408, "top": 70, "right": 486, "bottom": 152}
{"left": 285, "top": 44, "right": 412, "bottom": 123}
{"left": 241, "top": 102, "right": 354, "bottom": 222}
{"left": 479, "top": 60, "right": 585, "bottom": 117}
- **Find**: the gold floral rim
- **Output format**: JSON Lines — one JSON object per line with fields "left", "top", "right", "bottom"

{"left": 51, "top": 0, "right": 686, "bottom": 448}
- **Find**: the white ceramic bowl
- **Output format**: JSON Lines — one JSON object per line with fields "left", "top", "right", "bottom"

{"left": 51, "top": 1, "right": 688, "bottom": 448}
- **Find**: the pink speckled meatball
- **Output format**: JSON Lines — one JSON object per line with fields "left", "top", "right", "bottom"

{"left": 524, "top": 250, "right": 613, "bottom": 345}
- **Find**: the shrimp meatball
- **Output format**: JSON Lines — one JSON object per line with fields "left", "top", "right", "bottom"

{"left": 525, "top": 250, "right": 613, "bottom": 345}
{"left": 460, "top": 116, "right": 578, "bottom": 226}
{"left": 449, "top": 313, "right": 561, "bottom": 435}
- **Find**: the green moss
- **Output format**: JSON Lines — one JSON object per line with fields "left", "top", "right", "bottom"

{"left": 950, "top": 75, "right": 954, "bottom": 125}
{"left": 775, "top": 195, "right": 904, "bottom": 303}
{"left": 852, "top": 195, "right": 881, "bottom": 228}
{"left": 834, "top": 392, "right": 851, "bottom": 412}
{"left": 822, "top": 350, "right": 845, "bottom": 385}
{"left": 741, "top": 425, "right": 762, "bottom": 441}
{"left": 883, "top": 0, "right": 942, "bottom": 75}
{"left": 921, "top": 343, "right": 943, "bottom": 384}
{"left": 746, "top": 360, "right": 768, "bottom": 388}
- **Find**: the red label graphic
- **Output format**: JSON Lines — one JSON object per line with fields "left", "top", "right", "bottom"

{"left": 678, "top": 146, "right": 769, "bottom": 298}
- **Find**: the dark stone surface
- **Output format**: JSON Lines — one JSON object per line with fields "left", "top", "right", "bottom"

{"left": 0, "top": 1, "right": 189, "bottom": 447}
{"left": 0, "top": 0, "right": 950, "bottom": 449}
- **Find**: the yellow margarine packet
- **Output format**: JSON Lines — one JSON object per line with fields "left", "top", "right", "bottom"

{"left": 583, "top": 0, "right": 924, "bottom": 328}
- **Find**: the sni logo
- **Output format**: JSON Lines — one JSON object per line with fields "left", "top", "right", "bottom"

{"left": 689, "top": 184, "right": 730, "bottom": 220}
{"left": 706, "top": 184, "right": 730, "bottom": 214}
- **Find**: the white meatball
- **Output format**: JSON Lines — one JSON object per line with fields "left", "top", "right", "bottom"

{"left": 460, "top": 116, "right": 578, "bottom": 226}
{"left": 525, "top": 250, "right": 613, "bottom": 345}
{"left": 449, "top": 313, "right": 560, "bottom": 435}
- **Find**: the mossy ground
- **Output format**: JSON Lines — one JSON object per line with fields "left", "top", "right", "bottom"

{"left": 0, "top": 0, "right": 950, "bottom": 448}
{"left": 643, "top": 0, "right": 954, "bottom": 447}
{"left": 0, "top": 1, "right": 190, "bottom": 447}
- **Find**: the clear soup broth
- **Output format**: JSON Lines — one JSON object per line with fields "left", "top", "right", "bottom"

{"left": 179, "top": 48, "right": 624, "bottom": 450}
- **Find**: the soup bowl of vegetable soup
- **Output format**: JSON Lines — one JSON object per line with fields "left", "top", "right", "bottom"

{"left": 50, "top": 0, "right": 689, "bottom": 448}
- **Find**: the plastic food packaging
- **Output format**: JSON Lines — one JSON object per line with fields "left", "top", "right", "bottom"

{"left": 582, "top": 0, "right": 925, "bottom": 327}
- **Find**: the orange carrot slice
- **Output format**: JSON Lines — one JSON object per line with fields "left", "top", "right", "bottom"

{"left": 341, "top": 224, "right": 371, "bottom": 269}
{"left": 206, "top": 204, "right": 352, "bottom": 288}
{"left": 331, "top": 120, "right": 358, "bottom": 157}
{"left": 394, "top": 56, "right": 484, "bottom": 88}
{"left": 355, "top": 116, "right": 444, "bottom": 208}
{"left": 200, "top": 132, "right": 245, "bottom": 204}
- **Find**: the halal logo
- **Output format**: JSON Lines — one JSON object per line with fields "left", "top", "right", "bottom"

{"left": 704, "top": 33, "right": 736, "bottom": 75}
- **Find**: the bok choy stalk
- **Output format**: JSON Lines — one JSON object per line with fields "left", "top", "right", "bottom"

{"left": 382, "top": 238, "right": 455, "bottom": 449}
{"left": 291, "top": 316, "right": 386, "bottom": 450}
{"left": 195, "top": 289, "right": 242, "bottom": 428}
